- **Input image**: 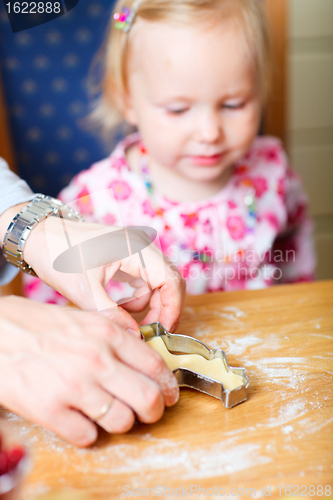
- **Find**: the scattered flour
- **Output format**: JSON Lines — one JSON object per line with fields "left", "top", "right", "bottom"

{"left": 297, "top": 416, "right": 333, "bottom": 435}
{"left": 183, "top": 306, "right": 195, "bottom": 315}
{"left": 191, "top": 323, "right": 214, "bottom": 339}
{"left": 91, "top": 439, "right": 271, "bottom": 480}
{"left": 222, "top": 306, "right": 247, "bottom": 318}
{"left": 3, "top": 412, "right": 274, "bottom": 481}
{"left": 181, "top": 442, "right": 271, "bottom": 480}
{"left": 242, "top": 354, "right": 310, "bottom": 389}
{"left": 212, "top": 310, "right": 245, "bottom": 323}
{"left": 187, "top": 305, "right": 247, "bottom": 328}
{"left": 222, "top": 333, "right": 262, "bottom": 356}
{"left": 309, "top": 333, "right": 332, "bottom": 340}
{"left": 259, "top": 357, "right": 306, "bottom": 364}
{"left": 261, "top": 400, "right": 307, "bottom": 429}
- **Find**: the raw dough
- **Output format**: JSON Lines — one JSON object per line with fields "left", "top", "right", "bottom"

{"left": 147, "top": 336, "right": 244, "bottom": 391}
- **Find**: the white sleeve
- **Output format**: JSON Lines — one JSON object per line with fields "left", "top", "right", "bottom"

{"left": 0, "top": 157, "right": 36, "bottom": 216}
{"left": 0, "top": 158, "right": 38, "bottom": 285}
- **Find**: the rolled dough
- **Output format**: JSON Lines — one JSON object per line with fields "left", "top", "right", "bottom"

{"left": 147, "top": 336, "right": 244, "bottom": 391}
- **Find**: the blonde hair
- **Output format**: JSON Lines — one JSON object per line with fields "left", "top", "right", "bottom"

{"left": 88, "top": 0, "right": 272, "bottom": 141}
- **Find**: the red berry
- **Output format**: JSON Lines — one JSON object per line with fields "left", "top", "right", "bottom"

{"left": 0, "top": 433, "right": 2, "bottom": 452}
{"left": 7, "top": 446, "right": 25, "bottom": 472}
{"left": 0, "top": 451, "right": 9, "bottom": 476}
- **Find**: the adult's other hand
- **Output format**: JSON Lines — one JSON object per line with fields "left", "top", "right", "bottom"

{"left": 0, "top": 296, "right": 179, "bottom": 446}
{"left": 0, "top": 204, "right": 186, "bottom": 333}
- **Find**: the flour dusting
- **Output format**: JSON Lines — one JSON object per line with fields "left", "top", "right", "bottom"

{"left": 222, "top": 306, "right": 247, "bottom": 318}
{"left": 262, "top": 400, "right": 307, "bottom": 429}
{"left": 259, "top": 357, "right": 306, "bottom": 364}
{"left": 212, "top": 310, "right": 245, "bottom": 323}
{"left": 282, "top": 425, "right": 294, "bottom": 435}
{"left": 90, "top": 439, "right": 271, "bottom": 480}
{"left": 223, "top": 334, "right": 262, "bottom": 356}
{"left": 297, "top": 416, "right": 333, "bottom": 435}
{"left": 191, "top": 323, "right": 214, "bottom": 339}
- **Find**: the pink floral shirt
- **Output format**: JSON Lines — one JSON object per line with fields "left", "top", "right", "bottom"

{"left": 23, "top": 134, "right": 316, "bottom": 303}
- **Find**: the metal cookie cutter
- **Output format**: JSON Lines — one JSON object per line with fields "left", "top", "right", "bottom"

{"left": 140, "top": 322, "right": 249, "bottom": 408}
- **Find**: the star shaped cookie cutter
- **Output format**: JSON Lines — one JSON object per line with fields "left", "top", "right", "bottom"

{"left": 140, "top": 322, "right": 249, "bottom": 408}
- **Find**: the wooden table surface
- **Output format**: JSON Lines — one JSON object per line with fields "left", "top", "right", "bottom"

{"left": 1, "top": 280, "right": 333, "bottom": 500}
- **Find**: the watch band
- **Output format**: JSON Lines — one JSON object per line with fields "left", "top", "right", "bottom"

{"left": 2, "top": 194, "right": 84, "bottom": 277}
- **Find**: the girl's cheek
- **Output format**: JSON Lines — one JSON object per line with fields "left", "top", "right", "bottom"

{"left": 240, "top": 108, "right": 261, "bottom": 137}
{"left": 227, "top": 116, "right": 257, "bottom": 152}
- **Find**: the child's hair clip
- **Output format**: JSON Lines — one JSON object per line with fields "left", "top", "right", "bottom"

{"left": 113, "top": 0, "right": 141, "bottom": 33}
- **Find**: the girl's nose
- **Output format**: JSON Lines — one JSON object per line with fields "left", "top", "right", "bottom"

{"left": 193, "top": 109, "right": 222, "bottom": 143}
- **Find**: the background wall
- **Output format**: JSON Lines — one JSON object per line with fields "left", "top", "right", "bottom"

{"left": 287, "top": 0, "right": 333, "bottom": 280}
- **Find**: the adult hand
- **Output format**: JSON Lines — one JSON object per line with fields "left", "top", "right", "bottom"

{"left": 0, "top": 203, "right": 186, "bottom": 333}
{"left": 0, "top": 296, "right": 179, "bottom": 447}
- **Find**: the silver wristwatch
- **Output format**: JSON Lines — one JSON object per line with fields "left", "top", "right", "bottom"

{"left": 2, "top": 194, "right": 84, "bottom": 277}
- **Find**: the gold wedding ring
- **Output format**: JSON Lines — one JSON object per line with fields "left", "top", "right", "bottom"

{"left": 94, "top": 397, "right": 113, "bottom": 421}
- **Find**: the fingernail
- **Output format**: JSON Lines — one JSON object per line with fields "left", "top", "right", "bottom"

{"left": 167, "top": 387, "right": 180, "bottom": 406}
{"left": 85, "top": 425, "right": 98, "bottom": 445}
{"left": 127, "top": 328, "right": 141, "bottom": 338}
{"left": 172, "top": 387, "right": 180, "bottom": 404}
{"left": 165, "top": 376, "right": 179, "bottom": 406}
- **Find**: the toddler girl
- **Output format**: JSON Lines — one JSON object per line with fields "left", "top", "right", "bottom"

{"left": 24, "top": 0, "right": 316, "bottom": 304}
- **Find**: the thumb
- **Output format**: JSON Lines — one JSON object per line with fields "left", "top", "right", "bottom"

{"left": 100, "top": 305, "right": 140, "bottom": 335}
